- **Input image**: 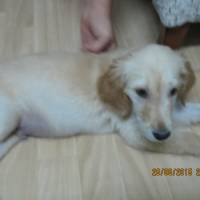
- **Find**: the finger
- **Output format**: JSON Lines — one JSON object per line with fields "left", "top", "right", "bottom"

{"left": 103, "top": 38, "right": 117, "bottom": 52}
{"left": 85, "top": 35, "right": 111, "bottom": 53}
{"left": 81, "top": 19, "right": 115, "bottom": 53}
{"left": 81, "top": 21, "right": 96, "bottom": 50}
{"left": 109, "top": 35, "right": 117, "bottom": 50}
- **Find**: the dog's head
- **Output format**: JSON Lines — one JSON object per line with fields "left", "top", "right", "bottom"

{"left": 98, "top": 44, "right": 195, "bottom": 142}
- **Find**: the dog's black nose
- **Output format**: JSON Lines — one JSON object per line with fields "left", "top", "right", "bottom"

{"left": 152, "top": 130, "right": 171, "bottom": 141}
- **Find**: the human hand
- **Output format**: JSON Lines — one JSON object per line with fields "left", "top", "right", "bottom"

{"left": 81, "top": 0, "right": 116, "bottom": 53}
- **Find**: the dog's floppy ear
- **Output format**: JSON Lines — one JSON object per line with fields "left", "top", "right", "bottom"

{"left": 178, "top": 61, "right": 196, "bottom": 105}
{"left": 97, "top": 62, "right": 132, "bottom": 119}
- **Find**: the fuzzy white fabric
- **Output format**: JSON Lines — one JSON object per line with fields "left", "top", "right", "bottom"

{"left": 153, "top": 0, "right": 200, "bottom": 27}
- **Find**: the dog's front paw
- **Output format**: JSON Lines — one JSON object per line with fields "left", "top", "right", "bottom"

{"left": 137, "top": 139, "right": 200, "bottom": 156}
{"left": 149, "top": 127, "right": 200, "bottom": 156}
{"left": 173, "top": 103, "right": 200, "bottom": 125}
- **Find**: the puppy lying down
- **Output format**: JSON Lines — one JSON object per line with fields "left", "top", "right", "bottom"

{"left": 0, "top": 44, "right": 200, "bottom": 160}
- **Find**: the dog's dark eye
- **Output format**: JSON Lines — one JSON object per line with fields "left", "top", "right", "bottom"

{"left": 135, "top": 88, "right": 148, "bottom": 98}
{"left": 170, "top": 88, "right": 177, "bottom": 97}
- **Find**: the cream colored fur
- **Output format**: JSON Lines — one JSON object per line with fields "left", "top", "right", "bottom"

{"left": 0, "top": 44, "right": 200, "bottom": 160}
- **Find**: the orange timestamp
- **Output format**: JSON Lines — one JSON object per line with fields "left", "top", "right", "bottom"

{"left": 152, "top": 168, "right": 200, "bottom": 176}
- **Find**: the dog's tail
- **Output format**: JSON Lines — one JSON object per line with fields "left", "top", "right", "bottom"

{"left": 173, "top": 103, "right": 200, "bottom": 125}
{"left": 0, "top": 133, "right": 25, "bottom": 161}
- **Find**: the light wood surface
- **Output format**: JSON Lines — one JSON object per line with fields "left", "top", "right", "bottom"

{"left": 0, "top": 0, "right": 200, "bottom": 200}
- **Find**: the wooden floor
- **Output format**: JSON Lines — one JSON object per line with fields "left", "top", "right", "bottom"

{"left": 0, "top": 0, "right": 200, "bottom": 200}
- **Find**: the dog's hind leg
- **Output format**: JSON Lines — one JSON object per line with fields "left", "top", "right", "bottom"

{"left": 0, "top": 131, "right": 26, "bottom": 160}
{"left": 0, "top": 95, "right": 20, "bottom": 142}
{"left": 0, "top": 95, "right": 23, "bottom": 160}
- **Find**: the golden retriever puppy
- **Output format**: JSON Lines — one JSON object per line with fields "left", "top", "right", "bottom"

{"left": 0, "top": 44, "right": 200, "bottom": 160}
